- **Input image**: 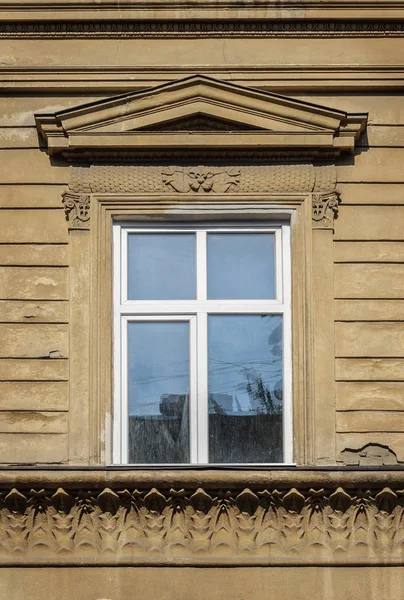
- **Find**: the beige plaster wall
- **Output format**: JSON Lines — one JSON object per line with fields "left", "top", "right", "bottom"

{"left": 0, "top": 36, "right": 403, "bottom": 464}
{"left": 0, "top": 566, "right": 403, "bottom": 600}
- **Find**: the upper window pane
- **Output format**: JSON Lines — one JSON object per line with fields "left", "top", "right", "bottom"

{"left": 207, "top": 232, "right": 276, "bottom": 299}
{"left": 128, "top": 233, "right": 196, "bottom": 300}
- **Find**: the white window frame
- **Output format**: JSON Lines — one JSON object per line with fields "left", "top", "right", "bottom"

{"left": 113, "top": 221, "right": 292, "bottom": 465}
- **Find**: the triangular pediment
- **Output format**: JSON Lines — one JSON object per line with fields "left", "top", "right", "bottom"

{"left": 136, "top": 114, "right": 263, "bottom": 132}
{"left": 36, "top": 75, "right": 367, "bottom": 158}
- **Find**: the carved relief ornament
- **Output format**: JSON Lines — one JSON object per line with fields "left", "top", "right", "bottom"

{"left": 62, "top": 191, "right": 91, "bottom": 229}
{"left": 0, "top": 481, "right": 403, "bottom": 565}
{"left": 162, "top": 166, "right": 241, "bottom": 193}
{"left": 65, "top": 164, "right": 341, "bottom": 230}
{"left": 68, "top": 163, "right": 336, "bottom": 196}
{"left": 35, "top": 76, "right": 365, "bottom": 231}
{"left": 312, "top": 191, "right": 340, "bottom": 230}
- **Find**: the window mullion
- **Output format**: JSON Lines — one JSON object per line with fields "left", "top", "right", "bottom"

{"left": 113, "top": 224, "right": 123, "bottom": 464}
{"left": 275, "top": 227, "right": 284, "bottom": 303}
{"left": 121, "top": 228, "right": 128, "bottom": 303}
{"left": 196, "top": 230, "right": 207, "bottom": 301}
{"left": 120, "top": 316, "right": 129, "bottom": 464}
{"left": 196, "top": 311, "right": 209, "bottom": 464}
{"left": 189, "top": 315, "right": 199, "bottom": 464}
{"left": 281, "top": 224, "right": 293, "bottom": 463}
{"left": 119, "top": 300, "right": 285, "bottom": 314}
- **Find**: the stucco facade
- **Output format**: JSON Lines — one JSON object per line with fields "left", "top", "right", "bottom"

{"left": 0, "top": 1, "right": 404, "bottom": 597}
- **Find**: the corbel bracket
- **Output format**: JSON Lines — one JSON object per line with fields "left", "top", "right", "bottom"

{"left": 62, "top": 191, "right": 91, "bottom": 230}
{"left": 312, "top": 191, "right": 340, "bottom": 230}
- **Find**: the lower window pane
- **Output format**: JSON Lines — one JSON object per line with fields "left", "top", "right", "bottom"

{"left": 127, "top": 321, "right": 190, "bottom": 464}
{"left": 208, "top": 315, "right": 283, "bottom": 463}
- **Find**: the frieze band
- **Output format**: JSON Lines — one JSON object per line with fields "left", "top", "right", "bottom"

{"left": 65, "top": 165, "right": 338, "bottom": 229}
{"left": 0, "top": 482, "right": 403, "bottom": 565}
{"left": 69, "top": 164, "right": 336, "bottom": 195}
{"left": 1, "top": 21, "right": 404, "bottom": 38}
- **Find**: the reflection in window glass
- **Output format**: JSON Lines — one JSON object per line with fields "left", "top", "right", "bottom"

{"left": 208, "top": 315, "right": 283, "bottom": 463}
{"left": 128, "top": 321, "right": 190, "bottom": 463}
{"left": 208, "top": 233, "right": 276, "bottom": 299}
{"left": 128, "top": 233, "right": 196, "bottom": 300}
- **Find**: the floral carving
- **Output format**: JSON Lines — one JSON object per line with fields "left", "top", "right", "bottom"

{"left": 69, "top": 163, "right": 336, "bottom": 194}
{"left": 312, "top": 191, "right": 339, "bottom": 229}
{"left": 162, "top": 167, "right": 241, "bottom": 193}
{"left": 0, "top": 483, "right": 403, "bottom": 564}
{"left": 62, "top": 191, "right": 91, "bottom": 229}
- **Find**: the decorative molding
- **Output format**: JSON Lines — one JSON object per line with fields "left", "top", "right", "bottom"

{"left": 162, "top": 167, "right": 241, "bottom": 193}
{"left": 1, "top": 477, "right": 404, "bottom": 565}
{"left": 62, "top": 191, "right": 91, "bottom": 229}
{"left": 2, "top": 0, "right": 404, "bottom": 18}
{"left": 69, "top": 164, "right": 337, "bottom": 196}
{"left": 36, "top": 75, "right": 367, "bottom": 159}
{"left": 312, "top": 192, "right": 340, "bottom": 229}
{"left": 5, "top": 65, "right": 404, "bottom": 92}
{"left": 2, "top": 21, "right": 404, "bottom": 38}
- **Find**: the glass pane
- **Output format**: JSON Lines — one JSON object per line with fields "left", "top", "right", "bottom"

{"left": 128, "top": 321, "right": 190, "bottom": 463}
{"left": 208, "top": 315, "right": 283, "bottom": 463}
{"left": 128, "top": 233, "right": 196, "bottom": 300}
{"left": 207, "top": 232, "right": 276, "bottom": 299}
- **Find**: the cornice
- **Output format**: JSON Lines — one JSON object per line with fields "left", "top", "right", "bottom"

{"left": 1, "top": 468, "right": 404, "bottom": 488}
{"left": 4, "top": 65, "right": 404, "bottom": 93}
{"left": 0, "top": 469, "right": 404, "bottom": 565}
{"left": 2, "top": 1, "right": 404, "bottom": 20}
{"left": 1, "top": 20, "right": 404, "bottom": 37}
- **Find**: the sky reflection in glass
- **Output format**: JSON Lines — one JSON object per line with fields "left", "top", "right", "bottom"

{"left": 208, "top": 233, "right": 276, "bottom": 299}
{"left": 128, "top": 233, "right": 196, "bottom": 300}
{"left": 128, "top": 321, "right": 190, "bottom": 416}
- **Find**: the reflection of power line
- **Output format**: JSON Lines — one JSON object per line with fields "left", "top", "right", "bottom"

{"left": 129, "top": 399, "right": 163, "bottom": 410}
{"left": 127, "top": 354, "right": 281, "bottom": 388}
{"left": 208, "top": 365, "right": 282, "bottom": 377}
{"left": 209, "top": 356, "right": 281, "bottom": 367}
{"left": 130, "top": 369, "right": 281, "bottom": 389}
{"left": 209, "top": 379, "right": 282, "bottom": 393}
{"left": 128, "top": 370, "right": 190, "bottom": 385}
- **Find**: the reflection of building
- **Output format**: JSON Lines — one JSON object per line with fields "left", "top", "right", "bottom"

{"left": 159, "top": 393, "right": 188, "bottom": 417}
{"left": 208, "top": 393, "right": 233, "bottom": 413}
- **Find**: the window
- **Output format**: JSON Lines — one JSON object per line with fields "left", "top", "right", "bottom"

{"left": 113, "top": 222, "right": 292, "bottom": 465}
